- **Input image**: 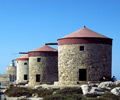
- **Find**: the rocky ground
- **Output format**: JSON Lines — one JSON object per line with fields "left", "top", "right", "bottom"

{"left": 34, "top": 80, "right": 120, "bottom": 96}
{"left": 3, "top": 80, "right": 120, "bottom": 100}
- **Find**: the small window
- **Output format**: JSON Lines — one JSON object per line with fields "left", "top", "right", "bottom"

{"left": 80, "top": 46, "right": 84, "bottom": 51}
{"left": 17, "top": 61, "right": 18, "bottom": 63}
{"left": 24, "top": 75, "right": 28, "bottom": 80}
{"left": 24, "top": 63, "right": 27, "bottom": 65}
{"left": 37, "top": 58, "right": 41, "bottom": 62}
{"left": 36, "top": 74, "right": 40, "bottom": 82}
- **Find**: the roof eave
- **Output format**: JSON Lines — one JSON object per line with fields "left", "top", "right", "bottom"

{"left": 58, "top": 37, "right": 113, "bottom": 41}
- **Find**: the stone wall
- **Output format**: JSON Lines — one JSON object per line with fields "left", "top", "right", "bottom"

{"left": 7, "top": 66, "right": 16, "bottom": 75}
{"left": 0, "top": 74, "right": 9, "bottom": 86}
{"left": 16, "top": 60, "right": 29, "bottom": 82}
{"left": 28, "top": 56, "right": 58, "bottom": 87}
{"left": 6, "top": 66, "right": 16, "bottom": 82}
{"left": 58, "top": 44, "right": 112, "bottom": 85}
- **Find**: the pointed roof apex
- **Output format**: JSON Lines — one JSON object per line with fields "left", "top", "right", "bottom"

{"left": 84, "top": 25, "right": 86, "bottom": 28}
{"left": 31, "top": 45, "right": 57, "bottom": 52}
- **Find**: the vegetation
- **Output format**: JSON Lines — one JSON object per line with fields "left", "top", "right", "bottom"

{"left": 44, "top": 87, "right": 84, "bottom": 100}
{"left": 100, "top": 92, "right": 120, "bottom": 100}
{"left": 36, "top": 88, "right": 54, "bottom": 97}
{"left": 55, "top": 87, "right": 83, "bottom": 95}
{"left": 4, "top": 87, "right": 120, "bottom": 100}
{"left": 4, "top": 87, "right": 54, "bottom": 97}
{"left": 4, "top": 87, "right": 31, "bottom": 97}
{"left": 44, "top": 94, "right": 84, "bottom": 100}
{"left": 84, "top": 92, "right": 120, "bottom": 100}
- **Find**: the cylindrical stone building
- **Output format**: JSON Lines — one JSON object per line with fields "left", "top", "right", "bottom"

{"left": 28, "top": 45, "right": 58, "bottom": 87}
{"left": 16, "top": 54, "right": 29, "bottom": 83}
{"left": 58, "top": 26, "right": 112, "bottom": 85}
{"left": 7, "top": 60, "right": 16, "bottom": 82}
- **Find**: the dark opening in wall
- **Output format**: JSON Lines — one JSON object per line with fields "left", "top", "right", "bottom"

{"left": 36, "top": 74, "right": 40, "bottom": 82}
{"left": 79, "top": 69, "right": 87, "bottom": 81}
{"left": 80, "top": 46, "right": 84, "bottom": 51}
{"left": 9, "top": 75, "right": 11, "bottom": 82}
{"left": 37, "top": 58, "right": 41, "bottom": 62}
{"left": 15, "top": 75, "right": 16, "bottom": 80}
{"left": 24, "top": 75, "right": 28, "bottom": 80}
{"left": 24, "top": 63, "right": 27, "bottom": 65}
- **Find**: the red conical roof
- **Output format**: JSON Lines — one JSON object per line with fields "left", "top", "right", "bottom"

{"left": 60, "top": 26, "right": 110, "bottom": 39}
{"left": 16, "top": 54, "right": 29, "bottom": 61}
{"left": 31, "top": 45, "right": 57, "bottom": 52}
{"left": 58, "top": 26, "right": 112, "bottom": 45}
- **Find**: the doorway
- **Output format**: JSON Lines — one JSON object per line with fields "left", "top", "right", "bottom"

{"left": 79, "top": 69, "right": 87, "bottom": 81}
{"left": 36, "top": 74, "right": 40, "bottom": 82}
{"left": 24, "top": 75, "right": 28, "bottom": 80}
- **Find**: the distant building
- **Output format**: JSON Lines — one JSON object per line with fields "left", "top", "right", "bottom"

{"left": 57, "top": 26, "right": 112, "bottom": 85}
{"left": 0, "top": 74, "right": 9, "bottom": 86}
{"left": 6, "top": 60, "right": 16, "bottom": 82}
{"left": 16, "top": 54, "right": 29, "bottom": 83}
{"left": 28, "top": 45, "right": 58, "bottom": 87}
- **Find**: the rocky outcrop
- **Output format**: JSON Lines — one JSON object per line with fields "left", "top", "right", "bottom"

{"left": 81, "top": 85, "right": 105, "bottom": 96}
{"left": 98, "top": 81, "right": 115, "bottom": 90}
{"left": 114, "top": 80, "right": 120, "bottom": 86}
{"left": 111, "top": 87, "right": 120, "bottom": 96}
{"left": 34, "top": 85, "right": 42, "bottom": 89}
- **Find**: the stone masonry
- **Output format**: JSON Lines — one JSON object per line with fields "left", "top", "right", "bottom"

{"left": 7, "top": 66, "right": 16, "bottom": 75}
{"left": 16, "top": 60, "right": 29, "bottom": 82}
{"left": 28, "top": 56, "right": 58, "bottom": 87}
{"left": 58, "top": 44, "right": 112, "bottom": 85}
{"left": 7, "top": 61, "right": 16, "bottom": 82}
{"left": 7, "top": 66, "right": 16, "bottom": 82}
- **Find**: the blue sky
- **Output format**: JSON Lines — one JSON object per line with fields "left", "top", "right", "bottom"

{"left": 0, "top": 0, "right": 120, "bottom": 79}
